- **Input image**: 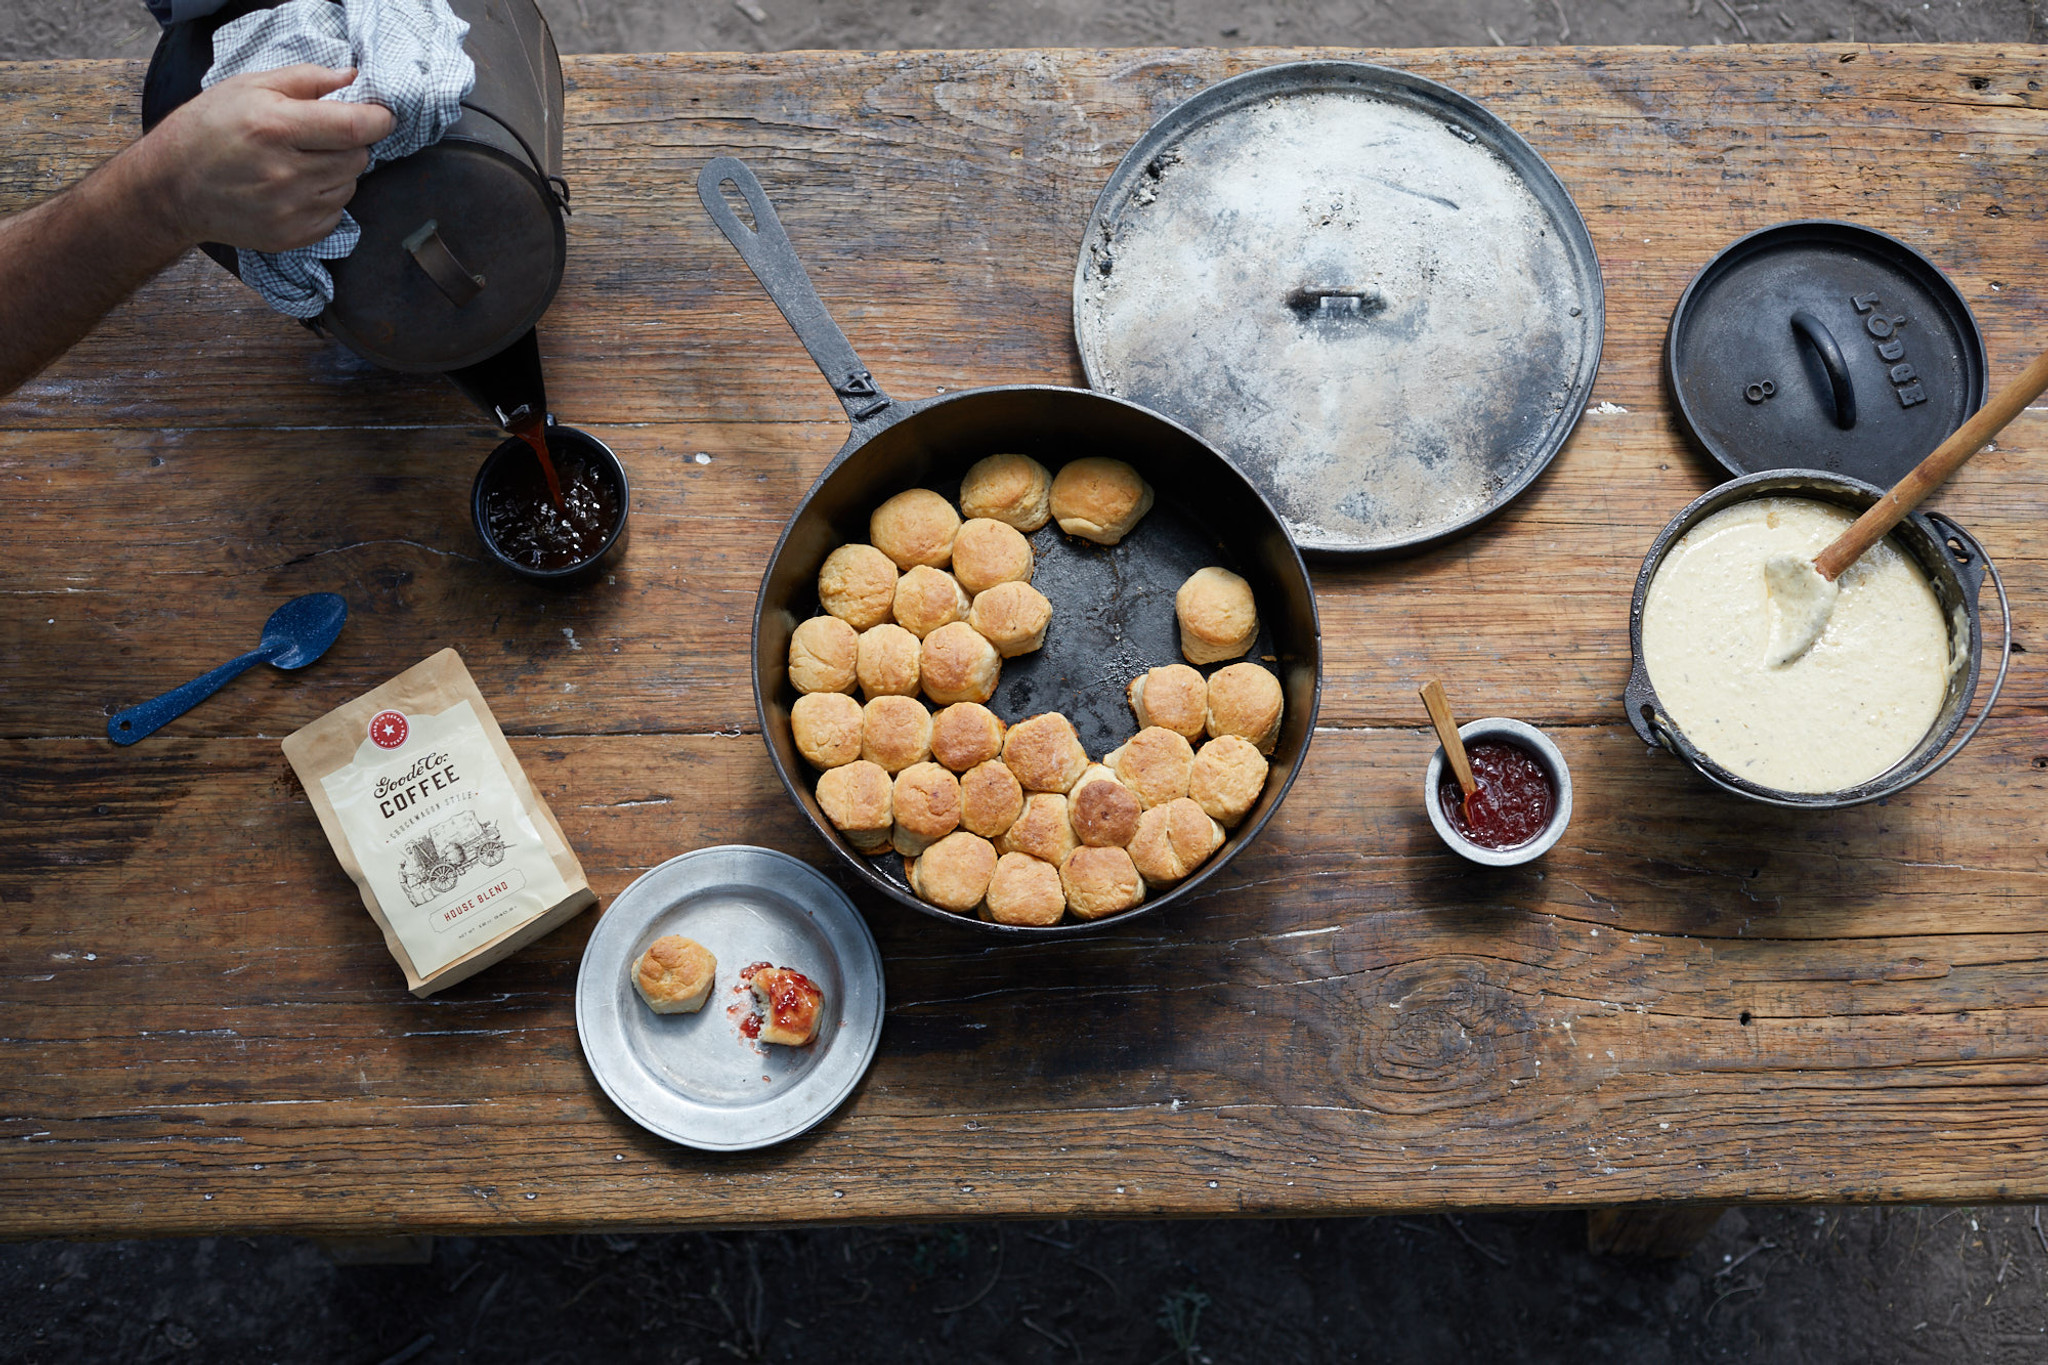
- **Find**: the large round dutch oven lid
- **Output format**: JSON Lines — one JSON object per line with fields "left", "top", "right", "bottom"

{"left": 1072, "top": 61, "right": 1605, "bottom": 557}
{"left": 1666, "top": 220, "right": 1987, "bottom": 486}
{"left": 322, "top": 140, "right": 567, "bottom": 374}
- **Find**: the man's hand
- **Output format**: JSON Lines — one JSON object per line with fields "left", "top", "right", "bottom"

{"left": 132, "top": 65, "right": 395, "bottom": 254}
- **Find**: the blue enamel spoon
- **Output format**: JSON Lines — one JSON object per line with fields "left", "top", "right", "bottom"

{"left": 108, "top": 593, "right": 348, "bottom": 745}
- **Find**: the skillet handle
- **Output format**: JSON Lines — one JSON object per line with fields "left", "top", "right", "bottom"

{"left": 697, "top": 157, "right": 896, "bottom": 429}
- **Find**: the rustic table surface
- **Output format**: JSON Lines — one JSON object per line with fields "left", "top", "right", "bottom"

{"left": 3, "top": 44, "right": 2045, "bottom": 1241}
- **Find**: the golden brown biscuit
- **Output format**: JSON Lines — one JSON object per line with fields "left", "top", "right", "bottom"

{"left": 1189, "top": 734, "right": 1269, "bottom": 825}
{"left": 920, "top": 621, "right": 1001, "bottom": 706}
{"left": 996, "top": 792, "right": 1078, "bottom": 865}
{"left": 1126, "top": 664, "right": 1208, "bottom": 740}
{"left": 1128, "top": 797, "right": 1226, "bottom": 888}
{"left": 1059, "top": 845, "right": 1145, "bottom": 919}
{"left": 1105, "top": 726, "right": 1196, "bottom": 808}
{"left": 749, "top": 965, "right": 823, "bottom": 1046}
{"left": 967, "top": 580, "right": 1052, "bottom": 657}
{"left": 959, "top": 758, "right": 1024, "bottom": 838}
{"left": 856, "top": 623, "right": 922, "bottom": 699}
{"left": 633, "top": 935, "right": 717, "bottom": 1014}
{"left": 931, "top": 702, "right": 1007, "bottom": 772}
{"left": 958, "top": 453, "right": 1053, "bottom": 532}
{"left": 1049, "top": 457, "right": 1154, "bottom": 545}
{"left": 951, "top": 518, "right": 1035, "bottom": 596}
{"left": 817, "top": 543, "right": 898, "bottom": 630}
{"left": 1175, "top": 566, "right": 1259, "bottom": 664}
{"left": 860, "top": 694, "right": 933, "bottom": 773}
{"left": 787, "top": 615, "right": 858, "bottom": 695}
{"left": 1071, "top": 771, "right": 1142, "bottom": 848}
{"left": 870, "top": 488, "right": 960, "bottom": 570}
{"left": 907, "top": 830, "right": 998, "bottom": 913}
{"left": 983, "top": 852, "right": 1065, "bottom": 926}
{"left": 816, "top": 760, "right": 892, "bottom": 851}
{"left": 891, "top": 761, "right": 962, "bottom": 856}
{"left": 1001, "top": 712, "right": 1089, "bottom": 793}
{"left": 1206, "top": 662, "right": 1285, "bottom": 754}
{"left": 893, "top": 565, "right": 970, "bottom": 639}
{"left": 791, "top": 691, "right": 863, "bottom": 770}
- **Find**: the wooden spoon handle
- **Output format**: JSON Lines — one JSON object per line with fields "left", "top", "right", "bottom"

{"left": 1419, "top": 679, "right": 1478, "bottom": 798}
{"left": 1815, "top": 346, "right": 2048, "bottom": 580}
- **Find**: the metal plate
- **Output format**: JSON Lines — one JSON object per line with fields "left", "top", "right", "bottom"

{"left": 1073, "top": 61, "right": 1604, "bottom": 557}
{"left": 574, "top": 846, "right": 885, "bottom": 1151}
{"left": 1666, "top": 220, "right": 1987, "bottom": 485}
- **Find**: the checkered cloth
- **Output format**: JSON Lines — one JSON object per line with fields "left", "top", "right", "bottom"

{"left": 202, "top": 0, "right": 475, "bottom": 319}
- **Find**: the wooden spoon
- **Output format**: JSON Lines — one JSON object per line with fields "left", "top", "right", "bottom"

{"left": 1420, "top": 679, "right": 1478, "bottom": 820}
{"left": 1765, "top": 344, "right": 2048, "bottom": 667}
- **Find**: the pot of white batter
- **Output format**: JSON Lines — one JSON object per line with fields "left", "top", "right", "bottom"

{"left": 1625, "top": 470, "right": 2010, "bottom": 808}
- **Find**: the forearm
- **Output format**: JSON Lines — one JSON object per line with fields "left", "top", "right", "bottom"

{"left": 0, "top": 141, "right": 193, "bottom": 399}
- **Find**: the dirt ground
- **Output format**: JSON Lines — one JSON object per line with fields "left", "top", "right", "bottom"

{"left": 5, "top": 4, "right": 2048, "bottom": 1363}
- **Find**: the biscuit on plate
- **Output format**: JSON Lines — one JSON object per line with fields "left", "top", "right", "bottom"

{"left": 1206, "top": 662, "right": 1284, "bottom": 754}
{"left": 1175, "top": 566, "right": 1259, "bottom": 665}
{"left": 967, "top": 580, "right": 1052, "bottom": 657}
{"left": 893, "top": 565, "right": 971, "bottom": 639}
{"left": 749, "top": 964, "right": 824, "bottom": 1046}
{"left": 951, "top": 518, "right": 1035, "bottom": 596}
{"left": 1190, "top": 734, "right": 1269, "bottom": 825}
{"left": 959, "top": 758, "right": 1024, "bottom": 838}
{"left": 1127, "top": 664, "right": 1208, "bottom": 740}
{"left": 1001, "top": 712, "right": 1089, "bottom": 793}
{"left": 817, "top": 544, "right": 898, "bottom": 630}
{"left": 1071, "top": 770, "right": 1142, "bottom": 848}
{"left": 791, "top": 691, "right": 863, "bottom": 770}
{"left": 891, "top": 761, "right": 962, "bottom": 856}
{"left": 920, "top": 621, "right": 1001, "bottom": 706}
{"left": 906, "top": 830, "right": 998, "bottom": 913}
{"left": 634, "top": 935, "right": 717, "bottom": 1014}
{"left": 815, "top": 760, "right": 892, "bottom": 851}
{"left": 996, "top": 791, "right": 1078, "bottom": 866}
{"left": 1128, "top": 797, "right": 1226, "bottom": 888}
{"left": 1049, "top": 457, "right": 1154, "bottom": 545}
{"left": 1059, "top": 845, "right": 1145, "bottom": 920}
{"left": 787, "top": 615, "right": 858, "bottom": 695}
{"left": 958, "top": 453, "right": 1053, "bottom": 532}
{"left": 856, "top": 623, "right": 922, "bottom": 699}
{"left": 983, "top": 852, "right": 1065, "bottom": 926}
{"left": 931, "top": 702, "right": 1006, "bottom": 772}
{"left": 870, "top": 488, "right": 960, "bottom": 570}
{"left": 860, "top": 694, "right": 933, "bottom": 773}
{"left": 1105, "top": 725, "right": 1195, "bottom": 808}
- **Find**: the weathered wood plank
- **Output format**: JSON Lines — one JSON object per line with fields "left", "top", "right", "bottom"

{"left": 1, "top": 411, "right": 2040, "bottom": 738}
{"left": 6, "top": 724, "right": 2048, "bottom": 1237}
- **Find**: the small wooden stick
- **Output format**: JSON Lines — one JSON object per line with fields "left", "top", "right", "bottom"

{"left": 1814, "top": 345, "right": 2048, "bottom": 580}
{"left": 1420, "top": 679, "right": 1478, "bottom": 813}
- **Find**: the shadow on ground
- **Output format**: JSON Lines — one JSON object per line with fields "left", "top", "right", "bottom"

{"left": 7, "top": 1205, "right": 2048, "bottom": 1363}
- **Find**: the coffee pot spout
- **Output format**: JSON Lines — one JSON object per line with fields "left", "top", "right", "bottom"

{"left": 446, "top": 327, "right": 548, "bottom": 432}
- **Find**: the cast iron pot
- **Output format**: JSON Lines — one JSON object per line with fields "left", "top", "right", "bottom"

{"left": 699, "top": 158, "right": 1323, "bottom": 936}
{"left": 1625, "top": 470, "right": 2010, "bottom": 809}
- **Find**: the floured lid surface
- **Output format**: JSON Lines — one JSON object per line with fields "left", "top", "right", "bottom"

{"left": 1074, "top": 63, "right": 1604, "bottom": 556}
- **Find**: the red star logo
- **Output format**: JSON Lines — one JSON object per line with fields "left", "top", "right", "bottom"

{"left": 369, "top": 710, "right": 409, "bottom": 749}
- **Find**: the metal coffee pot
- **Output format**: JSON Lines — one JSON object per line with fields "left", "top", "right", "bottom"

{"left": 143, "top": 0, "right": 570, "bottom": 431}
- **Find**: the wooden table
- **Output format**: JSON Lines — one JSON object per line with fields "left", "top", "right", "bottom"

{"left": 3, "top": 44, "right": 2046, "bottom": 1243}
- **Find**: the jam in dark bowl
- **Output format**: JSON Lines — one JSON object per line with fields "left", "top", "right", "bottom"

{"left": 471, "top": 424, "right": 629, "bottom": 585}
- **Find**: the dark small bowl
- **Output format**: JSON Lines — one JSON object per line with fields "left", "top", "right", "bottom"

{"left": 471, "top": 423, "right": 629, "bottom": 586}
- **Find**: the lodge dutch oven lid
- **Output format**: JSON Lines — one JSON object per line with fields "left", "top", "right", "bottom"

{"left": 1666, "top": 220, "right": 1987, "bottom": 486}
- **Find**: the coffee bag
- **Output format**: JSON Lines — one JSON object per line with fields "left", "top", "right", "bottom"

{"left": 283, "top": 648, "right": 595, "bottom": 995}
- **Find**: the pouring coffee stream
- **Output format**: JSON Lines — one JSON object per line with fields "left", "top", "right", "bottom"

{"left": 1764, "top": 344, "right": 2048, "bottom": 667}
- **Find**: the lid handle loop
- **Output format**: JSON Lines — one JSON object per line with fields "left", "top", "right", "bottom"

{"left": 1791, "top": 309, "right": 1857, "bottom": 430}
{"left": 403, "top": 220, "right": 485, "bottom": 308}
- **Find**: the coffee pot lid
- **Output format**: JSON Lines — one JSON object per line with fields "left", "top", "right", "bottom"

{"left": 1666, "top": 221, "right": 1987, "bottom": 486}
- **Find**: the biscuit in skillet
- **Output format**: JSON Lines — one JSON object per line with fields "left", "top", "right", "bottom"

{"left": 1049, "top": 457, "right": 1154, "bottom": 545}
{"left": 1105, "top": 725, "right": 1196, "bottom": 808}
{"left": 959, "top": 758, "right": 1024, "bottom": 839}
{"left": 967, "top": 580, "right": 1052, "bottom": 657}
{"left": 817, "top": 543, "right": 898, "bottom": 630}
{"left": 958, "top": 453, "right": 1053, "bottom": 532}
{"left": 893, "top": 565, "right": 971, "bottom": 639}
{"left": 906, "top": 830, "right": 998, "bottom": 913}
{"left": 1128, "top": 797, "right": 1226, "bottom": 887}
{"left": 1059, "top": 845, "right": 1145, "bottom": 919}
{"left": 920, "top": 621, "right": 1001, "bottom": 706}
{"left": 996, "top": 791, "right": 1078, "bottom": 865}
{"left": 1205, "top": 662, "right": 1284, "bottom": 754}
{"left": 983, "top": 852, "right": 1065, "bottom": 926}
{"left": 815, "top": 760, "right": 892, "bottom": 852}
{"left": 1126, "top": 663, "right": 1207, "bottom": 740}
{"left": 931, "top": 702, "right": 1007, "bottom": 772}
{"left": 791, "top": 691, "right": 863, "bottom": 769}
{"left": 787, "top": 615, "right": 858, "bottom": 695}
{"left": 1175, "top": 566, "right": 1258, "bottom": 665}
{"left": 951, "top": 517, "right": 1035, "bottom": 596}
{"left": 860, "top": 694, "right": 933, "bottom": 773}
{"left": 1001, "top": 712, "right": 1089, "bottom": 793}
{"left": 891, "top": 761, "right": 962, "bottom": 857}
{"left": 870, "top": 488, "right": 960, "bottom": 570}
{"left": 1189, "top": 734, "right": 1269, "bottom": 825}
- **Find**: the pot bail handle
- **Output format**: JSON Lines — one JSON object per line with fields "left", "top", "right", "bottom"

{"left": 1791, "top": 310, "right": 1857, "bottom": 430}
{"left": 697, "top": 157, "right": 893, "bottom": 426}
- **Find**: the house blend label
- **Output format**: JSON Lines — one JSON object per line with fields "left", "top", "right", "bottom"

{"left": 282, "top": 649, "right": 595, "bottom": 996}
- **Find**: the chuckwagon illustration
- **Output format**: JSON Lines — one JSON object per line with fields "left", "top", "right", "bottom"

{"left": 398, "top": 811, "right": 506, "bottom": 906}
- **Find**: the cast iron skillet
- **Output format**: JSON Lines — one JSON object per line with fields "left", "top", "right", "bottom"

{"left": 698, "top": 158, "right": 1322, "bottom": 936}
